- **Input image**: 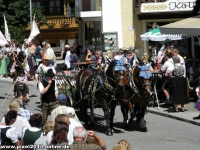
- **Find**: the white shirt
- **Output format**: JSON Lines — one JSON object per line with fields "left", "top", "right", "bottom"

{"left": 35, "top": 63, "right": 56, "bottom": 78}
{"left": 161, "top": 58, "right": 175, "bottom": 76}
{"left": 46, "top": 131, "right": 53, "bottom": 145}
{"left": 67, "top": 118, "right": 82, "bottom": 145}
{"left": 196, "top": 86, "right": 200, "bottom": 98}
{"left": 16, "top": 48, "right": 21, "bottom": 53}
{"left": 34, "top": 136, "right": 48, "bottom": 150}
{"left": 65, "top": 51, "right": 71, "bottom": 68}
{"left": 157, "top": 50, "right": 164, "bottom": 64}
{"left": 39, "top": 80, "right": 58, "bottom": 93}
{"left": 1, "top": 116, "right": 31, "bottom": 139}
{"left": 0, "top": 125, "right": 18, "bottom": 144}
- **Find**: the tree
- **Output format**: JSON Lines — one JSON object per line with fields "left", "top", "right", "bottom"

{"left": 192, "top": 0, "right": 200, "bottom": 16}
{"left": 0, "top": 0, "right": 47, "bottom": 43}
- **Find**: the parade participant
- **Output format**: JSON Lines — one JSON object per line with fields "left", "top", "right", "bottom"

{"left": 63, "top": 42, "right": 70, "bottom": 60}
{"left": 43, "top": 41, "right": 56, "bottom": 67}
{"left": 21, "top": 38, "right": 28, "bottom": 52}
{"left": 16, "top": 99, "right": 32, "bottom": 121}
{"left": 85, "top": 49, "right": 97, "bottom": 69}
{"left": 0, "top": 110, "right": 19, "bottom": 147}
{"left": 0, "top": 45, "right": 8, "bottom": 77}
{"left": 70, "top": 126, "right": 106, "bottom": 150}
{"left": 160, "top": 52, "right": 174, "bottom": 103}
{"left": 62, "top": 39, "right": 70, "bottom": 60}
{"left": 64, "top": 44, "right": 71, "bottom": 70}
{"left": 35, "top": 55, "right": 56, "bottom": 84}
{"left": 39, "top": 68, "right": 58, "bottom": 125}
{"left": 113, "top": 49, "right": 127, "bottom": 79}
{"left": 14, "top": 69, "right": 29, "bottom": 103}
{"left": 27, "top": 39, "right": 36, "bottom": 80}
{"left": 34, "top": 40, "right": 42, "bottom": 66}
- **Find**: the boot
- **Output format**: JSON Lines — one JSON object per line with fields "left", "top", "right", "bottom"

{"left": 193, "top": 114, "right": 200, "bottom": 120}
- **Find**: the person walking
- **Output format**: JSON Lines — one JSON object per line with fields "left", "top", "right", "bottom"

{"left": 39, "top": 69, "right": 58, "bottom": 125}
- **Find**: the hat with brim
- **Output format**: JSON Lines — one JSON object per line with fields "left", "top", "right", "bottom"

{"left": 19, "top": 69, "right": 25, "bottom": 74}
{"left": 8, "top": 100, "right": 20, "bottom": 112}
{"left": 43, "top": 55, "right": 52, "bottom": 60}
{"left": 165, "top": 38, "right": 171, "bottom": 43}
{"left": 45, "top": 69, "right": 55, "bottom": 77}
{"left": 66, "top": 107, "right": 75, "bottom": 117}
{"left": 65, "top": 45, "right": 70, "bottom": 48}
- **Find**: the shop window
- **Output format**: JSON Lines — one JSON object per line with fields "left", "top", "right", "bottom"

{"left": 32, "top": 0, "right": 41, "bottom": 8}
{"left": 49, "top": 0, "right": 60, "bottom": 15}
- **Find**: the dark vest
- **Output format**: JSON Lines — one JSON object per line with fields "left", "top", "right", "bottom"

{"left": 1, "top": 127, "right": 14, "bottom": 148}
{"left": 41, "top": 80, "right": 56, "bottom": 103}
{"left": 23, "top": 129, "right": 42, "bottom": 147}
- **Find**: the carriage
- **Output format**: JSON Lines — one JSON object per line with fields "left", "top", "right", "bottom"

{"left": 37, "top": 60, "right": 157, "bottom": 135}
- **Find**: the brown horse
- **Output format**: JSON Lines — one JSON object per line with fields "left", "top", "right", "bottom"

{"left": 112, "top": 63, "right": 152, "bottom": 132}
{"left": 75, "top": 68, "right": 113, "bottom": 134}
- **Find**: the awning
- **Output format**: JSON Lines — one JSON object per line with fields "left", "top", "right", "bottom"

{"left": 140, "top": 28, "right": 187, "bottom": 41}
{"left": 160, "top": 15, "right": 200, "bottom": 36}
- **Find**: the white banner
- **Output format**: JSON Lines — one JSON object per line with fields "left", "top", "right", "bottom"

{"left": 0, "top": 31, "right": 8, "bottom": 46}
{"left": 28, "top": 18, "right": 40, "bottom": 43}
{"left": 140, "top": 0, "right": 195, "bottom": 13}
{"left": 3, "top": 14, "right": 11, "bottom": 42}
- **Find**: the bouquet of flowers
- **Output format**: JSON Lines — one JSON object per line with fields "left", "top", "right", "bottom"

{"left": 60, "top": 21, "right": 71, "bottom": 28}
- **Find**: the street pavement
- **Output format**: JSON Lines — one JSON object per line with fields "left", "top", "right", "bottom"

{"left": 0, "top": 80, "right": 200, "bottom": 149}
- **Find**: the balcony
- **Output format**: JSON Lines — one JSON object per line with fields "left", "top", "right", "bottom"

{"left": 26, "top": 16, "right": 79, "bottom": 30}
{"left": 75, "top": 0, "right": 102, "bottom": 21}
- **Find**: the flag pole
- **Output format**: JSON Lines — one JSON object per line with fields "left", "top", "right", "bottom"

{"left": 30, "top": 0, "right": 32, "bottom": 29}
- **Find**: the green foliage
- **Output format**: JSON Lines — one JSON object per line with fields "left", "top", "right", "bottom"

{"left": 0, "top": 0, "right": 47, "bottom": 43}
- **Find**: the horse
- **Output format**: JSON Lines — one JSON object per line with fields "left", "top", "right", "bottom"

{"left": 75, "top": 67, "right": 114, "bottom": 135}
{"left": 107, "top": 59, "right": 152, "bottom": 132}
{"left": 123, "top": 63, "right": 152, "bottom": 131}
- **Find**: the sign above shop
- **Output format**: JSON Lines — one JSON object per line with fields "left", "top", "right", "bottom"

{"left": 140, "top": 0, "right": 195, "bottom": 13}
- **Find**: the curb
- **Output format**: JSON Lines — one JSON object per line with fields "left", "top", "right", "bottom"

{"left": 147, "top": 108, "right": 200, "bottom": 126}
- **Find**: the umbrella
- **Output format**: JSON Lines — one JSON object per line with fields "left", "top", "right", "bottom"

{"left": 140, "top": 28, "right": 187, "bottom": 41}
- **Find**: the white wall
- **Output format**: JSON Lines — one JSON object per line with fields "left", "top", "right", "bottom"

{"left": 102, "top": 0, "right": 122, "bottom": 48}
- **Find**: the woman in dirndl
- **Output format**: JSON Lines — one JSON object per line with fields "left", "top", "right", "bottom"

{"left": 0, "top": 46, "right": 10, "bottom": 76}
{"left": 27, "top": 39, "right": 36, "bottom": 80}
{"left": 169, "top": 56, "right": 188, "bottom": 112}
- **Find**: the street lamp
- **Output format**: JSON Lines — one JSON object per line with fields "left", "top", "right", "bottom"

{"left": 30, "top": 0, "right": 32, "bottom": 29}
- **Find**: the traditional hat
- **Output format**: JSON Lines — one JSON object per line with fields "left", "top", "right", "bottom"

{"left": 45, "top": 69, "right": 55, "bottom": 77}
{"left": 65, "top": 45, "right": 70, "bottom": 48}
{"left": 164, "top": 38, "right": 171, "bottom": 43}
{"left": 43, "top": 55, "right": 52, "bottom": 60}
{"left": 8, "top": 100, "right": 20, "bottom": 112}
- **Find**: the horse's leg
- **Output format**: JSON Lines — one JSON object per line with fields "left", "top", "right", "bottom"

{"left": 80, "top": 99, "right": 91, "bottom": 130}
{"left": 119, "top": 101, "right": 129, "bottom": 129}
{"left": 109, "top": 100, "right": 118, "bottom": 134}
{"left": 139, "top": 106, "right": 147, "bottom": 132}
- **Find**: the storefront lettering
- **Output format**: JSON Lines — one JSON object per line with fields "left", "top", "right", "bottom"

{"left": 169, "top": 2, "right": 195, "bottom": 10}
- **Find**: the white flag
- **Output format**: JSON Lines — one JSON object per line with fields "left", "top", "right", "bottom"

{"left": 0, "top": 31, "right": 8, "bottom": 46}
{"left": 28, "top": 16, "right": 40, "bottom": 42}
{"left": 3, "top": 14, "right": 11, "bottom": 42}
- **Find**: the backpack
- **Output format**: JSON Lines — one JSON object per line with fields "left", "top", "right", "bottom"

{"left": 173, "top": 64, "right": 184, "bottom": 77}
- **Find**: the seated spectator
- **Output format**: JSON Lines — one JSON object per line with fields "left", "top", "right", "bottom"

{"left": 66, "top": 107, "right": 82, "bottom": 145}
{"left": 1, "top": 101, "right": 31, "bottom": 139}
{"left": 34, "top": 121, "right": 55, "bottom": 150}
{"left": 16, "top": 99, "right": 32, "bottom": 121}
{"left": 22, "top": 114, "right": 43, "bottom": 146}
{"left": 0, "top": 110, "right": 19, "bottom": 146}
{"left": 118, "top": 140, "right": 131, "bottom": 150}
{"left": 70, "top": 126, "right": 106, "bottom": 150}
{"left": 50, "top": 122, "right": 69, "bottom": 149}
{"left": 46, "top": 114, "right": 70, "bottom": 145}
{"left": 51, "top": 94, "right": 80, "bottom": 123}
{"left": 112, "top": 144, "right": 126, "bottom": 150}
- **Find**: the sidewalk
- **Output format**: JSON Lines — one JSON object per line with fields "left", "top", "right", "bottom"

{"left": 147, "top": 101, "right": 200, "bottom": 126}
{"left": 1, "top": 75, "right": 200, "bottom": 126}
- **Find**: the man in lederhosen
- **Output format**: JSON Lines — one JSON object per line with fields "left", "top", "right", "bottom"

{"left": 39, "top": 68, "right": 58, "bottom": 125}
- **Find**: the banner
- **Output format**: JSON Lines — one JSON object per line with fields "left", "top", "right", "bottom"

{"left": 28, "top": 16, "right": 40, "bottom": 43}
{"left": 0, "top": 31, "right": 8, "bottom": 46}
{"left": 3, "top": 14, "right": 11, "bottom": 42}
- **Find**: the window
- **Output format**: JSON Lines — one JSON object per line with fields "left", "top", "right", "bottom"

{"left": 50, "top": 0, "right": 60, "bottom": 15}
{"left": 32, "top": 0, "right": 41, "bottom": 8}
